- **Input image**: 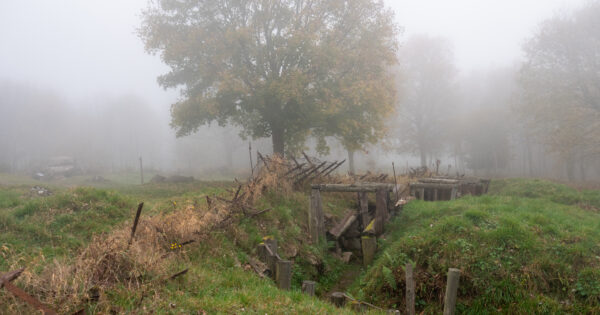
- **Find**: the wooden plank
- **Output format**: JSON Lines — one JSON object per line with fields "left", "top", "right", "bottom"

{"left": 410, "top": 183, "right": 460, "bottom": 190}
{"left": 302, "top": 280, "right": 316, "bottom": 296}
{"left": 406, "top": 263, "right": 415, "bottom": 315}
{"left": 374, "top": 188, "right": 388, "bottom": 235}
{"left": 358, "top": 192, "right": 370, "bottom": 230}
{"left": 361, "top": 236, "right": 377, "bottom": 266}
{"left": 328, "top": 211, "right": 357, "bottom": 239}
{"left": 2, "top": 281, "right": 57, "bottom": 315}
{"left": 418, "top": 178, "right": 459, "bottom": 184}
{"left": 443, "top": 268, "right": 461, "bottom": 315}
{"left": 276, "top": 260, "right": 292, "bottom": 290}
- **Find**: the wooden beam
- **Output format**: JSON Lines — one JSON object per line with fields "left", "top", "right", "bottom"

{"left": 374, "top": 188, "right": 388, "bottom": 235}
{"left": 328, "top": 211, "right": 357, "bottom": 239}
{"left": 311, "top": 183, "right": 394, "bottom": 193}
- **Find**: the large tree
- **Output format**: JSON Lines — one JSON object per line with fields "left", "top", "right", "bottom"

{"left": 393, "top": 35, "right": 457, "bottom": 167}
{"left": 518, "top": 1, "right": 600, "bottom": 180}
{"left": 139, "top": 0, "right": 398, "bottom": 156}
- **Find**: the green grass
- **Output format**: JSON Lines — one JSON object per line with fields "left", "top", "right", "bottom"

{"left": 351, "top": 179, "right": 600, "bottom": 314}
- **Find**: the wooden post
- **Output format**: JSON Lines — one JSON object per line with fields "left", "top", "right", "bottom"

{"left": 361, "top": 236, "right": 377, "bottom": 266}
{"left": 358, "top": 191, "right": 369, "bottom": 229}
{"left": 450, "top": 187, "right": 458, "bottom": 200}
{"left": 419, "top": 188, "right": 425, "bottom": 200}
{"left": 249, "top": 141, "right": 254, "bottom": 176}
{"left": 139, "top": 156, "right": 144, "bottom": 185}
{"left": 331, "top": 292, "right": 346, "bottom": 307}
{"left": 405, "top": 263, "right": 415, "bottom": 315}
{"left": 276, "top": 260, "right": 292, "bottom": 290}
{"left": 257, "top": 243, "right": 268, "bottom": 262}
{"left": 433, "top": 189, "right": 438, "bottom": 201}
{"left": 266, "top": 254, "right": 278, "bottom": 279}
{"left": 302, "top": 280, "right": 316, "bottom": 296}
{"left": 375, "top": 188, "right": 388, "bottom": 235}
{"left": 128, "top": 202, "right": 144, "bottom": 245}
{"left": 309, "top": 188, "right": 324, "bottom": 243}
{"left": 443, "top": 268, "right": 461, "bottom": 315}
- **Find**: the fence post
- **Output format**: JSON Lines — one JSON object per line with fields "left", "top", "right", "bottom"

{"left": 405, "top": 263, "right": 415, "bottom": 315}
{"left": 443, "top": 268, "right": 461, "bottom": 315}
{"left": 276, "top": 260, "right": 292, "bottom": 290}
{"left": 302, "top": 280, "right": 316, "bottom": 296}
{"left": 361, "top": 236, "right": 377, "bottom": 266}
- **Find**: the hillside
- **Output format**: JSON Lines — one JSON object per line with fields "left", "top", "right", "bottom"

{"left": 351, "top": 179, "right": 600, "bottom": 314}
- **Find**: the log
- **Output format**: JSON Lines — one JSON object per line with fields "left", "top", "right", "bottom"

{"left": 410, "top": 183, "right": 459, "bottom": 190}
{"left": 322, "top": 159, "right": 346, "bottom": 177}
{"left": 311, "top": 183, "right": 394, "bottom": 193}
{"left": 361, "top": 236, "right": 377, "bottom": 266}
{"left": 328, "top": 211, "right": 357, "bottom": 239}
{"left": 302, "top": 280, "right": 316, "bottom": 296}
{"left": 418, "top": 178, "right": 459, "bottom": 184}
{"left": 405, "top": 263, "right": 415, "bottom": 315}
{"left": 276, "top": 260, "right": 292, "bottom": 290}
{"left": 0, "top": 268, "right": 24, "bottom": 288}
{"left": 331, "top": 292, "right": 347, "bottom": 307}
{"left": 443, "top": 268, "right": 461, "bottom": 315}
{"left": 374, "top": 188, "right": 388, "bottom": 235}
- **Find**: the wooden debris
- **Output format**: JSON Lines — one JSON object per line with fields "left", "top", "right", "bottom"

{"left": 328, "top": 211, "right": 357, "bottom": 239}
{"left": 302, "top": 280, "right": 316, "bottom": 296}
{"left": 276, "top": 260, "right": 292, "bottom": 290}
{"left": 361, "top": 236, "right": 377, "bottom": 266}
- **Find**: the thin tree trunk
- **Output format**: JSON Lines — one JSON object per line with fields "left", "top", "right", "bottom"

{"left": 419, "top": 149, "right": 427, "bottom": 168}
{"left": 348, "top": 149, "right": 355, "bottom": 175}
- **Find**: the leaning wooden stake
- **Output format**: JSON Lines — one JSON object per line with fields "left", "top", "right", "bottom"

{"left": 405, "top": 263, "right": 415, "bottom": 315}
{"left": 392, "top": 162, "right": 399, "bottom": 201}
{"left": 276, "top": 260, "right": 292, "bottom": 290}
{"left": 302, "top": 280, "right": 316, "bottom": 296}
{"left": 1, "top": 269, "right": 57, "bottom": 315}
{"left": 443, "top": 268, "right": 461, "bottom": 315}
{"left": 128, "top": 202, "right": 144, "bottom": 245}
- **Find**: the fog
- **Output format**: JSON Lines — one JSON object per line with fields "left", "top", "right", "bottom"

{"left": 1, "top": 0, "right": 598, "bottom": 181}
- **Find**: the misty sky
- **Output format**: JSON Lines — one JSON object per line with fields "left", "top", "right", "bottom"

{"left": 0, "top": 0, "right": 586, "bottom": 108}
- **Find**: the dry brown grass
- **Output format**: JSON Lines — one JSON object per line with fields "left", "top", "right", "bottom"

{"left": 3, "top": 163, "right": 295, "bottom": 313}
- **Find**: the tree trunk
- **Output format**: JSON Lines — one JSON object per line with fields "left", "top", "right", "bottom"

{"left": 348, "top": 149, "right": 355, "bottom": 175}
{"left": 271, "top": 125, "right": 284, "bottom": 157}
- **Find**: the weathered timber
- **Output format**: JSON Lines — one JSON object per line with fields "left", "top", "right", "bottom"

{"left": 302, "top": 151, "right": 315, "bottom": 166}
{"left": 361, "top": 236, "right": 377, "bottom": 266}
{"left": 310, "top": 161, "right": 338, "bottom": 179}
{"left": 331, "top": 292, "right": 347, "bottom": 307}
{"left": 450, "top": 187, "right": 458, "bottom": 200}
{"left": 363, "top": 219, "right": 376, "bottom": 236}
{"left": 328, "top": 211, "right": 357, "bottom": 239}
{"left": 0, "top": 268, "right": 24, "bottom": 288}
{"left": 418, "top": 178, "right": 459, "bottom": 184}
{"left": 295, "top": 161, "right": 327, "bottom": 184}
{"left": 257, "top": 243, "right": 268, "bottom": 262}
{"left": 443, "top": 268, "right": 461, "bottom": 315}
{"left": 309, "top": 188, "right": 325, "bottom": 243}
{"left": 276, "top": 260, "right": 292, "bottom": 290}
{"left": 311, "top": 183, "right": 394, "bottom": 193}
{"left": 322, "top": 159, "right": 346, "bottom": 177}
{"left": 263, "top": 236, "right": 278, "bottom": 256}
{"left": 358, "top": 191, "right": 370, "bottom": 230}
{"left": 374, "top": 188, "right": 388, "bottom": 235}
{"left": 302, "top": 280, "right": 316, "bottom": 296}
{"left": 405, "top": 263, "right": 416, "bottom": 315}
{"left": 410, "top": 183, "right": 459, "bottom": 190}
{"left": 2, "top": 281, "right": 57, "bottom": 315}
{"left": 128, "top": 202, "right": 144, "bottom": 245}
{"left": 266, "top": 253, "right": 278, "bottom": 279}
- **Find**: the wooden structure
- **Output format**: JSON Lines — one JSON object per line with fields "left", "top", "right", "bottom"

{"left": 309, "top": 183, "right": 395, "bottom": 243}
{"left": 409, "top": 178, "right": 490, "bottom": 201}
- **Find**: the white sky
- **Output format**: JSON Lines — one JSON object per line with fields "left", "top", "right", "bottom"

{"left": 0, "top": 0, "right": 587, "bottom": 106}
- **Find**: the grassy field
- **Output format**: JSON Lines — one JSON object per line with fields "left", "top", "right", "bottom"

{"left": 1, "top": 174, "right": 599, "bottom": 314}
{"left": 351, "top": 178, "right": 600, "bottom": 314}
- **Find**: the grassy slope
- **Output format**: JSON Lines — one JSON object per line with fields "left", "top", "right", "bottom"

{"left": 0, "top": 176, "right": 366, "bottom": 314}
{"left": 351, "top": 178, "right": 600, "bottom": 314}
